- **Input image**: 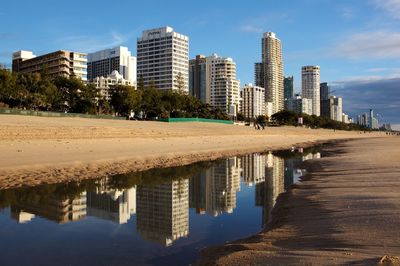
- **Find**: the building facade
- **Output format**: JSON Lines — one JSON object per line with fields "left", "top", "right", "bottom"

{"left": 261, "top": 32, "right": 284, "bottom": 114}
{"left": 87, "top": 46, "right": 136, "bottom": 83}
{"left": 206, "top": 54, "right": 240, "bottom": 115}
{"left": 12, "top": 50, "right": 87, "bottom": 81}
{"left": 137, "top": 26, "right": 189, "bottom": 92}
{"left": 241, "top": 84, "right": 265, "bottom": 119}
{"left": 189, "top": 55, "right": 207, "bottom": 102}
{"left": 301, "top": 66, "right": 320, "bottom": 116}
{"left": 284, "top": 95, "right": 313, "bottom": 115}
{"left": 254, "top": 62, "right": 264, "bottom": 88}
{"left": 91, "top": 70, "right": 134, "bottom": 100}
{"left": 284, "top": 76, "right": 294, "bottom": 100}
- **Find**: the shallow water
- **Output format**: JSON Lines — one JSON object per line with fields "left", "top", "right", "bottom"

{"left": 0, "top": 146, "right": 322, "bottom": 266}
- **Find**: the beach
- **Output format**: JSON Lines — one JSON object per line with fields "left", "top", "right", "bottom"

{"left": 0, "top": 115, "right": 383, "bottom": 189}
{"left": 198, "top": 137, "right": 400, "bottom": 265}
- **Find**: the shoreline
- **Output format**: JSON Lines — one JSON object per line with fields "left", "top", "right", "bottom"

{"left": 198, "top": 137, "right": 400, "bottom": 265}
{"left": 0, "top": 115, "right": 384, "bottom": 190}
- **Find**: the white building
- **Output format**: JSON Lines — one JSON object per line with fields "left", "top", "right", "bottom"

{"left": 262, "top": 32, "right": 284, "bottom": 114}
{"left": 302, "top": 66, "right": 320, "bottom": 116}
{"left": 206, "top": 54, "right": 241, "bottom": 115}
{"left": 241, "top": 84, "right": 265, "bottom": 119}
{"left": 137, "top": 26, "right": 189, "bottom": 92}
{"left": 285, "top": 95, "right": 313, "bottom": 115}
{"left": 332, "top": 96, "right": 343, "bottom": 122}
{"left": 87, "top": 46, "right": 136, "bottom": 83}
{"left": 91, "top": 70, "right": 134, "bottom": 100}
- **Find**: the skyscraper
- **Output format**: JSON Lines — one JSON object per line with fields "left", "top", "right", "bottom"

{"left": 206, "top": 54, "right": 241, "bottom": 114}
{"left": 261, "top": 32, "right": 284, "bottom": 114}
{"left": 189, "top": 55, "right": 207, "bottom": 102}
{"left": 137, "top": 26, "right": 189, "bottom": 92}
{"left": 87, "top": 46, "right": 136, "bottom": 83}
{"left": 284, "top": 76, "right": 294, "bottom": 100}
{"left": 320, "top": 82, "right": 330, "bottom": 101}
{"left": 302, "top": 66, "right": 320, "bottom": 116}
{"left": 254, "top": 62, "right": 264, "bottom": 88}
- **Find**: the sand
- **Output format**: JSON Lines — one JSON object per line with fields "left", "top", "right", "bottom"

{"left": 0, "top": 114, "right": 384, "bottom": 189}
{"left": 198, "top": 137, "right": 400, "bottom": 265}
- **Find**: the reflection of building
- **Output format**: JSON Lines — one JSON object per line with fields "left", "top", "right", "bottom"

{"left": 189, "top": 172, "right": 207, "bottom": 214}
{"left": 10, "top": 210, "right": 35, "bottom": 223}
{"left": 206, "top": 158, "right": 241, "bottom": 216}
{"left": 242, "top": 154, "right": 266, "bottom": 186}
{"left": 256, "top": 153, "right": 284, "bottom": 228}
{"left": 87, "top": 186, "right": 136, "bottom": 224}
{"left": 136, "top": 179, "right": 189, "bottom": 246}
{"left": 10, "top": 193, "right": 87, "bottom": 224}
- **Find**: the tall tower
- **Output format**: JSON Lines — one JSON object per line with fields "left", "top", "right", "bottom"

{"left": 302, "top": 66, "right": 320, "bottom": 116}
{"left": 262, "top": 32, "right": 284, "bottom": 114}
{"left": 284, "top": 76, "right": 294, "bottom": 100}
{"left": 137, "top": 26, "right": 189, "bottom": 92}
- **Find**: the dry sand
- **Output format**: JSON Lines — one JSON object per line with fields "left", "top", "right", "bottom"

{"left": 198, "top": 137, "right": 400, "bottom": 265}
{"left": 0, "top": 114, "right": 384, "bottom": 189}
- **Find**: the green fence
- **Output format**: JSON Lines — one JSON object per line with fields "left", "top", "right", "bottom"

{"left": 159, "top": 117, "right": 234, "bottom": 124}
{"left": 0, "top": 108, "right": 126, "bottom": 120}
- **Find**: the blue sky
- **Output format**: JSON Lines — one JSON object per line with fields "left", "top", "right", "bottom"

{"left": 1, "top": 0, "right": 399, "bottom": 128}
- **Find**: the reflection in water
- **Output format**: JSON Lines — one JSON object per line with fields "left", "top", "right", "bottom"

{"left": 136, "top": 179, "right": 189, "bottom": 246}
{"left": 0, "top": 146, "right": 323, "bottom": 258}
{"left": 86, "top": 178, "right": 136, "bottom": 224}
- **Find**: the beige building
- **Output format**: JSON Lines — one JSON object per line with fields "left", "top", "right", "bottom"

{"left": 241, "top": 84, "right": 265, "bottom": 119}
{"left": 206, "top": 54, "right": 241, "bottom": 115}
{"left": 261, "top": 32, "right": 284, "bottom": 114}
{"left": 12, "top": 50, "right": 87, "bottom": 81}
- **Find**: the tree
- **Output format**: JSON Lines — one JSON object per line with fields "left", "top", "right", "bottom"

{"left": 110, "top": 85, "right": 140, "bottom": 116}
{"left": 174, "top": 72, "right": 186, "bottom": 95}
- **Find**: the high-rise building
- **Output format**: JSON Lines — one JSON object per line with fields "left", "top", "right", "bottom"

{"left": 261, "top": 32, "right": 284, "bottom": 114}
{"left": 284, "top": 95, "right": 313, "bottom": 115}
{"left": 254, "top": 62, "right": 264, "bottom": 88}
{"left": 12, "top": 50, "right": 87, "bottom": 81}
{"left": 369, "top": 109, "right": 379, "bottom": 129}
{"left": 136, "top": 179, "right": 189, "bottom": 246}
{"left": 320, "top": 82, "right": 330, "bottom": 101}
{"left": 87, "top": 46, "right": 136, "bottom": 83}
{"left": 302, "top": 66, "right": 320, "bottom": 116}
{"left": 332, "top": 96, "right": 343, "bottom": 121}
{"left": 284, "top": 76, "right": 294, "bottom": 100}
{"left": 206, "top": 54, "right": 241, "bottom": 115}
{"left": 241, "top": 84, "right": 265, "bottom": 119}
{"left": 137, "top": 26, "right": 189, "bottom": 91}
{"left": 189, "top": 55, "right": 207, "bottom": 102}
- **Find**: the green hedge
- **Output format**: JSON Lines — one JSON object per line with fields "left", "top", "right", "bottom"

{"left": 0, "top": 108, "right": 125, "bottom": 120}
{"left": 159, "top": 117, "right": 233, "bottom": 124}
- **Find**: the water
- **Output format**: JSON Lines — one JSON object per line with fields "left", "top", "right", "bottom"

{"left": 0, "top": 146, "right": 322, "bottom": 266}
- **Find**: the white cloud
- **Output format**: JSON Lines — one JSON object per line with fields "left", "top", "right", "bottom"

{"left": 238, "top": 25, "right": 263, "bottom": 33}
{"left": 374, "top": 0, "right": 400, "bottom": 19}
{"left": 332, "top": 30, "right": 400, "bottom": 59}
{"left": 338, "top": 7, "right": 354, "bottom": 19}
{"left": 56, "top": 30, "right": 131, "bottom": 53}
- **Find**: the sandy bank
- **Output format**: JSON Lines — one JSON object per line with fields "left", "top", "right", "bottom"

{"left": 198, "top": 137, "right": 400, "bottom": 265}
{"left": 0, "top": 115, "right": 384, "bottom": 190}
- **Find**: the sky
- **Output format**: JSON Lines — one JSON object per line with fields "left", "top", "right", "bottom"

{"left": 0, "top": 0, "right": 399, "bottom": 129}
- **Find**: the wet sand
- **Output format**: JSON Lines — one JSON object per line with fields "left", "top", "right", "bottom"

{"left": 198, "top": 137, "right": 400, "bottom": 265}
{"left": 0, "top": 115, "right": 384, "bottom": 189}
